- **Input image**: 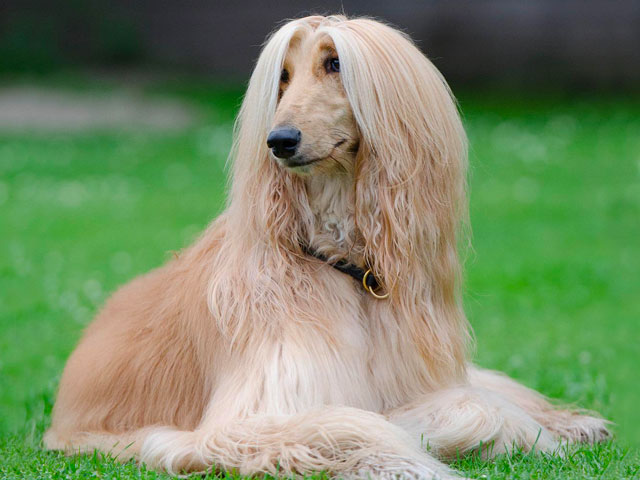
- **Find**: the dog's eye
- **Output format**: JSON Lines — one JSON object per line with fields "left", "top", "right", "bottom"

{"left": 280, "top": 69, "right": 289, "bottom": 83}
{"left": 325, "top": 57, "right": 340, "bottom": 73}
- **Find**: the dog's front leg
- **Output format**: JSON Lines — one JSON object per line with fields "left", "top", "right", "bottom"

{"left": 387, "top": 385, "right": 559, "bottom": 459}
{"left": 141, "top": 406, "right": 467, "bottom": 479}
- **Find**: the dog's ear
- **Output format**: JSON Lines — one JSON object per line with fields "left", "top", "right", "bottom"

{"left": 227, "top": 20, "right": 312, "bottom": 251}
{"left": 333, "top": 20, "right": 470, "bottom": 383}
{"left": 353, "top": 100, "right": 467, "bottom": 301}
{"left": 342, "top": 25, "right": 466, "bottom": 297}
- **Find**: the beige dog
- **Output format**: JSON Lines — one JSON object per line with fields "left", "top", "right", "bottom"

{"left": 45, "top": 15, "right": 609, "bottom": 479}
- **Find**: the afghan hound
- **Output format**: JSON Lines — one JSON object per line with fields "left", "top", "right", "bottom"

{"left": 44, "top": 15, "right": 610, "bottom": 479}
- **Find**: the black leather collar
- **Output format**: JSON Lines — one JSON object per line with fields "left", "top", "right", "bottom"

{"left": 301, "top": 244, "right": 380, "bottom": 291}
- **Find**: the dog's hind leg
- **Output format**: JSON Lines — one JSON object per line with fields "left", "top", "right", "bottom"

{"left": 467, "top": 366, "right": 611, "bottom": 443}
{"left": 140, "top": 406, "right": 464, "bottom": 479}
{"left": 387, "top": 385, "right": 560, "bottom": 459}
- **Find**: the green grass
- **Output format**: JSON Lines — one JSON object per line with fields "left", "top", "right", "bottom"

{"left": 0, "top": 80, "right": 639, "bottom": 479}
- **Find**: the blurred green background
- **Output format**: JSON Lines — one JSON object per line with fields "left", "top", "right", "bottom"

{"left": 1, "top": 1, "right": 639, "bottom": 478}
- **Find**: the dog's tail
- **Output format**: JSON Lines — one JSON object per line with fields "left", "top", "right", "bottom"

{"left": 140, "top": 406, "right": 456, "bottom": 479}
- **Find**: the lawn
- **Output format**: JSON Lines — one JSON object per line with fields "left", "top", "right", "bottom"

{"left": 0, "top": 77, "right": 638, "bottom": 479}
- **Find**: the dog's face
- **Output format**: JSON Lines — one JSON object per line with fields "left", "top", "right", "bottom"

{"left": 267, "top": 32, "right": 359, "bottom": 174}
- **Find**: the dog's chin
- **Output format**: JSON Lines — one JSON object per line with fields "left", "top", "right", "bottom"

{"left": 276, "top": 154, "right": 325, "bottom": 173}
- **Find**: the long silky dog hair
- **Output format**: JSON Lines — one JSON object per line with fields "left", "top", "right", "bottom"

{"left": 45, "top": 15, "right": 609, "bottom": 479}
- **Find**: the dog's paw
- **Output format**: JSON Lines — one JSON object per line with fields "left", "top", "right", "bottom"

{"left": 340, "top": 454, "right": 464, "bottom": 480}
{"left": 141, "top": 428, "right": 209, "bottom": 475}
{"left": 547, "top": 411, "right": 612, "bottom": 444}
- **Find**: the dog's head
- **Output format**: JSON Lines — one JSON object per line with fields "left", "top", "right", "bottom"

{"left": 232, "top": 14, "right": 467, "bottom": 284}
{"left": 240, "top": 19, "right": 465, "bottom": 267}
{"left": 267, "top": 23, "right": 358, "bottom": 174}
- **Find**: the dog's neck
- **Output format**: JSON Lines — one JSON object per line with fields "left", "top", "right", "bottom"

{"left": 304, "top": 173, "right": 364, "bottom": 266}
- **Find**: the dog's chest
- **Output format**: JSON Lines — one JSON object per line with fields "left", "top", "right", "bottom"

{"left": 257, "top": 318, "right": 381, "bottom": 414}
{"left": 209, "top": 276, "right": 387, "bottom": 419}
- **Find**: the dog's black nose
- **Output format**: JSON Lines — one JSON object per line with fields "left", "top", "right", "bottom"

{"left": 267, "top": 127, "right": 301, "bottom": 159}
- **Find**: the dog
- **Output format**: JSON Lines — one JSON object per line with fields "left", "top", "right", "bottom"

{"left": 44, "top": 15, "right": 610, "bottom": 479}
